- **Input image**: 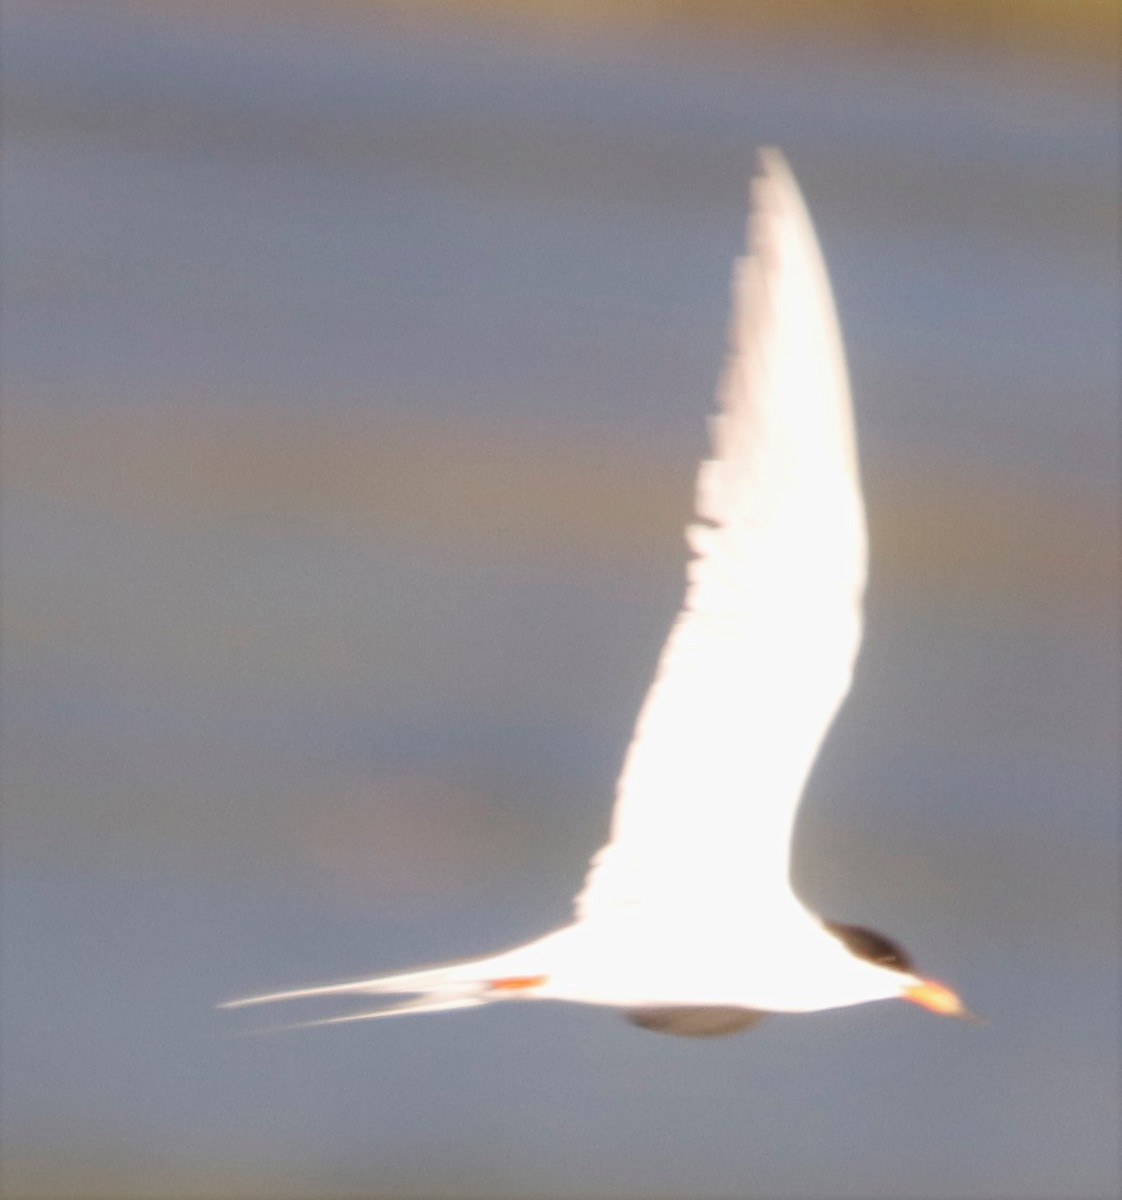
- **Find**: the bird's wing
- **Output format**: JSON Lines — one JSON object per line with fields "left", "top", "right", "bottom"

{"left": 575, "top": 151, "right": 866, "bottom": 927}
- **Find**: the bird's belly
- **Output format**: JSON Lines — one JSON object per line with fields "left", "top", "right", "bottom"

{"left": 527, "top": 919, "right": 817, "bottom": 1011}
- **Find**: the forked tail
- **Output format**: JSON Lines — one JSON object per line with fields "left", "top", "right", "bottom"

{"left": 219, "top": 954, "right": 546, "bottom": 1030}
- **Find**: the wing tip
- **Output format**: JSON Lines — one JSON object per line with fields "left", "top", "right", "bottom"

{"left": 755, "top": 146, "right": 791, "bottom": 181}
{"left": 748, "top": 147, "right": 814, "bottom": 243}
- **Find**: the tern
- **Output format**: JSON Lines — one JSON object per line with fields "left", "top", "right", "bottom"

{"left": 223, "top": 150, "right": 973, "bottom": 1036}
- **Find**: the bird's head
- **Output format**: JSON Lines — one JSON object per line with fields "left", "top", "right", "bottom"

{"left": 825, "top": 920, "right": 980, "bottom": 1021}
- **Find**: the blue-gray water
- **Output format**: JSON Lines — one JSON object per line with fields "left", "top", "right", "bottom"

{"left": 2, "top": 3, "right": 1119, "bottom": 1197}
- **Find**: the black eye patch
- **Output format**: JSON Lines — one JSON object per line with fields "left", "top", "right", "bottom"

{"left": 824, "top": 921, "right": 916, "bottom": 974}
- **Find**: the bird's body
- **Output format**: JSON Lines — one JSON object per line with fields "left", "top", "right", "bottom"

{"left": 232, "top": 910, "right": 907, "bottom": 1019}
{"left": 223, "top": 151, "right": 971, "bottom": 1034}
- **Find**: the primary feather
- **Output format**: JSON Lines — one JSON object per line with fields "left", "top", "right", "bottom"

{"left": 575, "top": 149, "right": 865, "bottom": 926}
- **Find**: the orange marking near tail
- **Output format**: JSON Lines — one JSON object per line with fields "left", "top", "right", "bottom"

{"left": 489, "top": 975, "right": 548, "bottom": 991}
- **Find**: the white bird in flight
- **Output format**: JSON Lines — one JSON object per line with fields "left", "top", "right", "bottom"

{"left": 224, "top": 150, "right": 973, "bottom": 1036}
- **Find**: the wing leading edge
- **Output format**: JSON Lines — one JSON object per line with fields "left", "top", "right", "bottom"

{"left": 575, "top": 151, "right": 866, "bottom": 927}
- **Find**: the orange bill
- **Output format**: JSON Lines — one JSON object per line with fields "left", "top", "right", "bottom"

{"left": 903, "top": 979, "right": 983, "bottom": 1022}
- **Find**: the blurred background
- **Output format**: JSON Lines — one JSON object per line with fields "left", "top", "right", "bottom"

{"left": 2, "top": 2, "right": 1119, "bottom": 1197}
